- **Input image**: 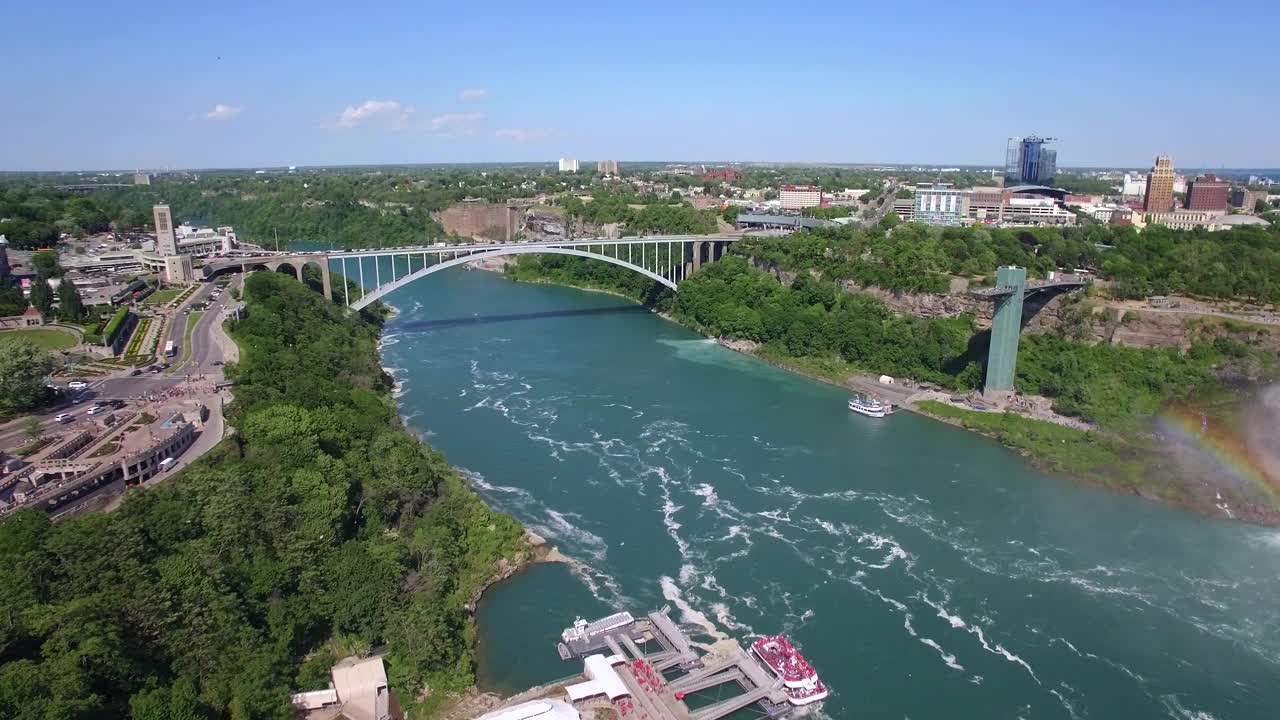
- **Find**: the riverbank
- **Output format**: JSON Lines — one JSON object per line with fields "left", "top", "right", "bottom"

{"left": 496, "top": 260, "right": 1280, "bottom": 526}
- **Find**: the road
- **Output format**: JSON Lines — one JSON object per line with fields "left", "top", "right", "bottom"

{"left": 0, "top": 277, "right": 238, "bottom": 453}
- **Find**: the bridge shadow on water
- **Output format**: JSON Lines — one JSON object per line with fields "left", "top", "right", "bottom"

{"left": 396, "top": 305, "right": 650, "bottom": 331}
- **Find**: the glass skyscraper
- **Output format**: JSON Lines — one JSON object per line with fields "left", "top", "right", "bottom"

{"left": 1005, "top": 136, "right": 1058, "bottom": 185}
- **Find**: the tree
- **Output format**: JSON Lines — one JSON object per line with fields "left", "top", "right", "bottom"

{"left": 1256, "top": 199, "right": 1270, "bottom": 215}
{"left": 22, "top": 416, "right": 42, "bottom": 442}
{"left": 880, "top": 211, "right": 901, "bottom": 230}
{"left": 32, "top": 250, "right": 63, "bottom": 279}
{"left": 58, "top": 281, "right": 86, "bottom": 322}
{"left": 0, "top": 339, "right": 54, "bottom": 414}
{"left": 28, "top": 280, "right": 53, "bottom": 317}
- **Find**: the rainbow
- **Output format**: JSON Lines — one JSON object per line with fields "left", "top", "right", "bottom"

{"left": 1157, "top": 405, "right": 1280, "bottom": 504}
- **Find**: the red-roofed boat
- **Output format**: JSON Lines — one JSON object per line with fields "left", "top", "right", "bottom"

{"left": 751, "top": 635, "right": 829, "bottom": 705}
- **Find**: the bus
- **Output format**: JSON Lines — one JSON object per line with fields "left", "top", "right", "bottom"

{"left": 164, "top": 340, "right": 176, "bottom": 357}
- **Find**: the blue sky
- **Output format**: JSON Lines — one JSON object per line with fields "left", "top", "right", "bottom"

{"left": 2, "top": 0, "right": 1277, "bottom": 170}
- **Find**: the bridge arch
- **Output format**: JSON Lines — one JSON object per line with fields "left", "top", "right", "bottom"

{"left": 350, "top": 246, "right": 678, "bottom": 310}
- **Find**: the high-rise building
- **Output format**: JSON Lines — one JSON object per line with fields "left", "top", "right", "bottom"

{"left": 779, "top": 185, "right": 824, "bottom": 210}
{"left": 558, "top": 158, "right": 579, "bottom": 172}
{"left": 152, "top": 204, "right": 178, "bottom": 256}
{"left": 913, "top": 184, "right": 970, "bottom": 226}
{"left": 1142, "top": 155, "right": 1176, "bottom": 213}
{"left": 1004, "top": 135, "right": 1058, "bottom": 185}
{"left": 597, "top": 159, "right": 619, "bottom": 175}
{"left": 1184, "top": 173, "right": 1229, "bottom": 212}
{"left": 0, "top": 234, "right": 10, "bottom": 285}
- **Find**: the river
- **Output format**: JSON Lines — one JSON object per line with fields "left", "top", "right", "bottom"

{"left": 377, "top": 268, "right": 1279, "bottom": 720}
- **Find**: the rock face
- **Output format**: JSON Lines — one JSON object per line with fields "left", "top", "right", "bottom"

{"left": 435, "top": 203, "right": 521, "bottom": 242}
{"left": 744, "top": 256, "right": 1280, "bottom": 352}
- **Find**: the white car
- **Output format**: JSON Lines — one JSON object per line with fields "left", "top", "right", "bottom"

{"left": 87, "top": 405, "right": 106, "bottom": 415}
{"left": 67, "top": 381, "right": 88, "bottom": 390}
{"left": 55, "top": 413, "right": 73, "bottom": 423}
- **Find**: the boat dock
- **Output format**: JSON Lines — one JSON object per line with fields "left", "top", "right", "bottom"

{"left": 555, "top": 606, "right": 793, "bottom": 720}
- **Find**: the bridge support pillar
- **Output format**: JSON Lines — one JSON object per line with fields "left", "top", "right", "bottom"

{"left": 691, "top": 241, "right": 703, "bottom": 273}
{"left": 983, "top": 266, "right": 1027, "bottom": 396}
{"left": 319, "top": 259, "right": 333, "bottom": 302}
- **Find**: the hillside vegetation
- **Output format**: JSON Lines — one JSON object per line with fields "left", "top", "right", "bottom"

{"left": 0, "top": 272, "right": 524, "bottom": 719}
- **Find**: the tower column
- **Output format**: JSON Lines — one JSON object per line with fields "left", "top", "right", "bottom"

{"left": 983, "top": 266, "right": 1027, "bottom": 397}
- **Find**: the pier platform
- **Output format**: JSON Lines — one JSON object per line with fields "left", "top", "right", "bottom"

{"left": 553, "top": 606, "right": 795, "bottom": 720}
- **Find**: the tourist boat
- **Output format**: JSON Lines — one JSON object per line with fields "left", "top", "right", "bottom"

{"left": 848, "top": 393, "right": 890, "bottom": 418}
{"left": 560, "top": 611, "right": 636, "bottom": 645}
{"left": 751, "top": 635, "right": 829, "bottom": 705}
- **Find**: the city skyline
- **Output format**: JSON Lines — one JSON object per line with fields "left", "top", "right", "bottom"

{"left": 3, "top": 1, "right": 1279, "bottom": 170}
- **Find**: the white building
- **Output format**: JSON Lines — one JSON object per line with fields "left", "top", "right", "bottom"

{"left": 1121, "top": 173, "right": 1147, "bottom": 198}
{"left": 477, "top": 700, "right": 579, "bottom": 720}
{"left": 913, "top": 184, "right": 969, "bottom": 226}
{"left": 153, "top": 205, "right": 178, "bottom": 256}
{"left": 779, "top": 185, "right": 823, "bottom": 210}
{"left": 163, "top": 254, "right": 194, "bottom": 284}
{"left": 597, "top": 159, "right": 619, "bottom": 175}
{"left": 558, "top": 158, "right": 580, "bottom": 172}
{"left": 175, "top": 224, "right": 237, "bottom": 257}
{"left": 830, "top": 188, "right": 870, "bottom": 205}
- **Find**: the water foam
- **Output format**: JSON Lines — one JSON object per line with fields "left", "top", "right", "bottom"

{"left": 659, "top": 575, "right": 729, "bottom": 642}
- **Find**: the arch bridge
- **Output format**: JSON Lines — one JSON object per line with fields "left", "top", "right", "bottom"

{"left": 203, "top": 235, "right": 740, "bottom": 311}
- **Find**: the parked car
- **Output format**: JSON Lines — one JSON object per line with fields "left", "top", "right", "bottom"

{"left": 67, "top": 380, "right": 88, "bottom": 390}
{"left": 129, "top": 368, "right": 142, "bottom": 376}
{"left": 55, "top": 413, "right": 73, "bottom": 423}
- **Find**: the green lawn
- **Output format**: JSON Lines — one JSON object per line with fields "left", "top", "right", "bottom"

{"left": 143, "top": 288, "right": 183, "bottom": 305}
{"left": 0, "top": 328, "right": 78, "bottom": 351}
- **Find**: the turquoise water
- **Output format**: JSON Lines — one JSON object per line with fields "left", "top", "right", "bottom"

{"left": 379, "top": 268, "right": 1280, "bottom": 720}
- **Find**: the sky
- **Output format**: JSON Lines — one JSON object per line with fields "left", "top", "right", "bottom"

{"left": 2, "top": 0, "right": 1278, "bottom": 171}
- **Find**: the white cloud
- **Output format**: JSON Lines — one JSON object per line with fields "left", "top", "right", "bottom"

{"left": 326, "top": 99, "right": 413, "bottom": 129}
{"left": 425, "top": 112, "right": 484, "bottom": 136}
{"left": 494, "top": 127, "right": 563, "bottom": 143}
{"left": 202, "top": 103, "right": 243, "bottom": 121}
{"left": 459, "top": 88, "right": 489, "bottom": 101}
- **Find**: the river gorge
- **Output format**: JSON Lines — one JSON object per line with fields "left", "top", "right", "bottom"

{"left": 379, "top": 268, "right": 1279, "bottom": 720}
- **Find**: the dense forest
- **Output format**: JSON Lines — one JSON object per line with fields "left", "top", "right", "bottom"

{"left": 737, "top": 220, "right": 1280, "bottom": 302}
{"left": 0, "top": 272, "right": 524, "bottom": 719}
{"left": 556, "top": 190, "right": 720, "bottom": 235}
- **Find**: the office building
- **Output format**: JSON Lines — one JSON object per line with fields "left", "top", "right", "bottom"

{"left": 1144, "top": 210, "right": 1214, "bottom": 230}
{"left": 1184, "top": 174, "right": 1229, "bottom": 213}
{"left": 153, "top": 205, "right": 178, "bottom": 256}
{"left": 1005, "top": 135, "right": 1058, "bottom": 185}
{"left": 913, "top": 184, "right": 969, "bottom": 226}
{"left": 597, "top": 159, "right": 619, "bottom": 175}
{"left": 133, "top": 173, "right": 151, "bottom": 186}
{"left": 558, "top": 158, "right": 579, "bottom": 172}
{"left": 1231, "top": 188, "right": 1270, "bottom": 213}
{"left": 1143, "top": 155, "right": 1176, "bottom": 213}
{"left": 0, "top": 235, "right": 9, "bottom": 285}
{"left": 779, "top": 185, "right": 823, "bottom": 210}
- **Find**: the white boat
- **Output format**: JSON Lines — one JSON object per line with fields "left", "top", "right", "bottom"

{"left": 560, "top": 611, "right": 635, "bottom": 645}
{"left": 848, "top": 393, "right": 890, "bottom": 418}
{"left": 751, "top": 635, "right": 829, "bottom": 705}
